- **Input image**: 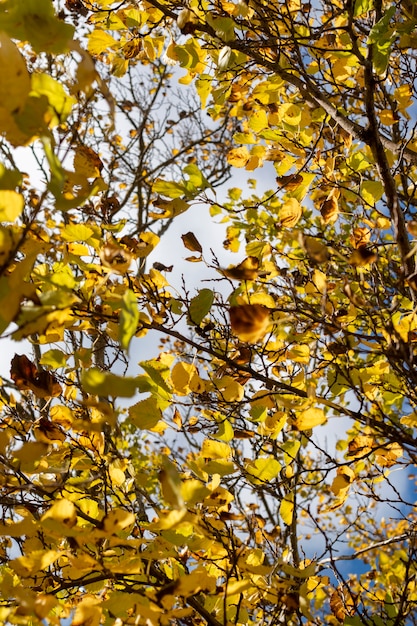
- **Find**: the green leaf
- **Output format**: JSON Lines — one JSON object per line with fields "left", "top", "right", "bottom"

{"left": 0, "top": 0, "right": 74, "bottom": 53}
{"left": 128, "top": 396, "right": 162, "bottom": 429}
{"left": 189, "top": 288, "right": 214, "bottom": 325}
{"left": 81, "top": 368, "right": 139, "bottom": 397}
{"left": 246, "top": 456, "right": 282, "bottom": 484}
{"left": 354, "top": 0, "right": 373, "bottom": 16}
{"left": 39, "top": 349, "right": 68, "bottom": 369}
{"left": 119, "top": 289, "right": 139, "bottom": 354}
{"left": 31, "top": 73, "right": 76, "bottom": 125}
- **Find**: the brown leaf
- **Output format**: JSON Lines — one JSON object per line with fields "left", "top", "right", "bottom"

{"left": 229, "top": 304, "right": 271, "bottom": 343}
{"left": 181, "top": 231, "right": 203, "bottom": 253}
{"left": 276, "top": 173, "right": 303, "bottom": 190}
{"left": 320, "top": 196, "right": 339, "bottom": 223}
{"left": 222, "top": 256, "right": 259, "bottom": 281}
{"left": 330, "top": 586, "right": 357, "bottom": 622}
{"left": 10, "top": 354, "right": 62, "bottom": 399}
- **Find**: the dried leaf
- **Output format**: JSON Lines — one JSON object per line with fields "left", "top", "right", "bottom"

{"left": 320, "top": 196, "right": 339, "bottom": 223}
{"left": 276, "top": 173, "right": 303, "bottom": 190}
{"left": 181, "top": 231, "right": 203, "bottom": 253}
{"left": 229, "top": 304, "right": 271, "bottom": 343}
{"left": 10, "top": 354, "right": 62, "bottom": 398}
{"left": 222, "top": 256, "right": 259, "bottom": 280}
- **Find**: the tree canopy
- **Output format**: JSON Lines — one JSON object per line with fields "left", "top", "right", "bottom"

{"left": 1, "top": 0, "right": 417, "bottom": 624}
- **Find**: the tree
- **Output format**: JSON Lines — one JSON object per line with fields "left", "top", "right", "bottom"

{"left": 0, "top": 0, "right": 417, "bottom": 623}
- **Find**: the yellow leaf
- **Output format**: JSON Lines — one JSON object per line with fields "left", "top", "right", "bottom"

{"left": 74, "top": 145, "right": 103, "bottom": 178}
{"left": 11, "top": 550, "right": 60, "bottom": 578}
{"left": 171, "top": 361, "right": 204, "bottom": 395}
{"left": 159, "top": 456, "right": 184, "bottom": 509}
{"left": 0, "top": 33, "right": 30, "bottom": 114}
{"left": 128, "top": 396, "right": 162, "bottom": 429}
{"left": 246, "top": 456, "right": 281, "bottom": 484}
{"left": 0, "top": 190, "right": 24, "bottom": 221}
{"left": 87, "top": 30, "right": 118, "bottom": 55}
{"left": 72, "top": 595, "right": 102, "bottom": 626}
{"left": 201, "top": 439, "right": 231, "bottom": 459}
{"left": 294, "top": 407, "right": 326, "bottom": 431}
{"left": 41, "top": 499, "right": 77, "bottom": 527}
{"left": 331, "top": 465, "right": 355, "bottom": 495}
{"left": 286, "top": 344, "right": 310, "bottom": 364}
{"left": 214, "top": 376, "right": 244, "bottom": 402}
{"left": 279, "top": 103, "right": 302, "bottom": 126}
{"left": 375, "top": 442, "right": 403, "bottom": 467}
{"left": 349, "top": 246, "right": 377, "bottom": 266}
{"left": 280, "top": 492, "right": 294, "bottom": 525}
{"left": 248, "top": 109, "right": 269, "bottom": 132}
{"left": 227, "top": 146, "right": 250, "bottom": 167}
{"left": 103, "top": 509, "right": 135, "bottom": 533}
{"left": 109, "top": 463, "right": 126, "bottom": 486}
{"left": 279, "top": 198, "right": 302, "bottom": 228}
{"left": 222, "top": 256, "right": 259, "bottom": 280}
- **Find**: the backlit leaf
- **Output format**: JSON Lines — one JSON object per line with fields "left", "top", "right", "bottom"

{"left": 189, "top": 288, "right": 214, "bottom": 325}
{"left": 230, "top": 304, "right": 271, "bottom": 343}
{"left": 119, "top": 289, "right": 139, "bottom": 353}
{"left": 294, "top": 407, "right": 327, "bottom": 431}
{"left": 279, "top": 198, "right": 302, "bottom": 228}
{"left": 280, "top": 492, "right": 294, "bottom": 525}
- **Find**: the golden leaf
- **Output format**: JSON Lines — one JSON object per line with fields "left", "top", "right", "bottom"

{"left": 74, "top": 145, "right": 103, "bottom": 178}
{"left": 279, "top": 198, "right": 302, "bottom": 228}
{"left": 301, "top": 235, "right": 329, "bottom": 264}
{"left": 229, "top": 304, "right": 271, "bottom": 343}
{"left": 349, "top": 227, "right": 371, "bottom": 249}
{"left": 347, "top": 435, "right": 374, "bottom": 458}
{"left": 227, "top": 146, "right": 250, "bottom": 168}
{"left": 349, "top": 245, "right": 377, "bottom": 267}
{"left": 294, "top": 407, "right": 326, "bottom": 430}
{"left": 331, "top": 465, "right": 355, "bottom": 496}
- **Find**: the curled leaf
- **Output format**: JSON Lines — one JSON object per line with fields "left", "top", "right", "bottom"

{"left": 349, "top": 226, "right": 371, "bottom": 249}
{"left": 279, "top": 198, "right": 302, "bottom": 228}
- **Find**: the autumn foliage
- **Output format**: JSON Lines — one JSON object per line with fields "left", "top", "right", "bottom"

{"left": 0, "top": 0, "right": 417, "bottom": 624}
